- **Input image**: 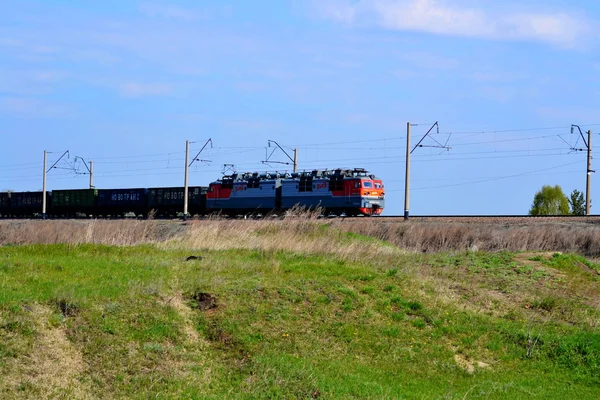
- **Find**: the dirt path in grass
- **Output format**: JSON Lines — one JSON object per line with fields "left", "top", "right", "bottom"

{"left": 167, "top": 293, "right": 201, "bottom": 343}
{"left": 2, "top": 304, "right": 91, "bottom": 399}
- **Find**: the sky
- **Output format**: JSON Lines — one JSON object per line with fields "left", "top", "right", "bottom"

{"left": 1, "top": 0, "right": 600, "bottom": 215}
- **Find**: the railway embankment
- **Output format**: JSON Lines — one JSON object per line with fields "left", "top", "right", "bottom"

{"left": 1, "top": 217, "right": 600, "bottom": 257}
{"left": 0, "top": 218, "right": 599, "bottom": 398}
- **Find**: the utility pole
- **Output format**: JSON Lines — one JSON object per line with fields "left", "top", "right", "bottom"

{"left": 42, "top": 149, "right": 69, "bottom": 219}
{"left": 262, "top": 140, "right": 297, "bottom": 172}
{"left": 571, "top": 125, "right": 594, "bottom": 215}
{"left": 587, "top": 130, "right": 593, "bottom": 215}
{"left": 89, "top": 160, "right": 94, "bottom": 189}
{"left": 73, "top": 156, "right": 94, "bottom": 188}
{"left": 183, "top": 140, "right": 190, "bottom": 221}
{"left": 404, "top": 122, "right": 411, "bottom": 220}
{"left": 293, "top": 148, "right": 298, "bottom": 173}
{"left": 404, "top": 121, "right": 448, "bottom": 220}
{"left": 183, "top": 138, "right": 213, "bottom": 221}
{"left": 42, "top": 150, "right": 47, "bottom": 220}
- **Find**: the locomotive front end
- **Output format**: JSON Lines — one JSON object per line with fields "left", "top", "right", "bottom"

{"left": 357, "top": 177, "right": 385, "bottom": 215}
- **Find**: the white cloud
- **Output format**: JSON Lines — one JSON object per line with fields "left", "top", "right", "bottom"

{"left": 535, "top": 106, "right": 599, "bottom": 122}
{"left": 235, "top": 81, "right": 267, "bottom": 93}
{"left": 0, "top": 97, "right": 69, "bottom": 117}
{"left": 391, "top": 69, "right": 418, "bottom": 80}
{"left": 471, "top": 70, "right": 528, "bottom": 83}
{"left": 71, "top": 49, "right": 120, "bottom": 66}
{"left": 119, "top": 82, "right": 173, "bottom": 98}
{"left": 0, "top": 70, "right": 70, "bottom": 96}
{"left": 401, "top": 51, "right": 459, "bottom": 69}
{"left": 318, "top": 0, "right": 358, "bottom": 23}
{"left": 139, "top": 3, "right": 201, "bottom": 21}
{"left": 223, "top": 119, "right": 283, "bottom": 131}
{"left": 317, "top": 0, "right": 592, "bottom": 48}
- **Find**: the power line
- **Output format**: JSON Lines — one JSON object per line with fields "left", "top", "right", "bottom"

{"left": 283, "top": 137, "right": 405, "bottom": 148}
{"left": 435, "top": 125, "right": 569, "bottom": 135}
{"left": 281, "top": 124, "right": 600, "bottom": 148}
{"left": 435, "top": 124, "right": 600, "bottom": 136}
{"left": 293, "top": 150, "right": 575, "bottom": 167}
{"left": 449, "top": 134, "right": 566, "bottom": 147}
{"left": 1, "top": 125, "right": 595, "bottom": 172}
{"left": 385, "top": 168, "right": 583, "bottom": 184}
{"left": 411, "top": 160, "right": 584, "bottom": 191}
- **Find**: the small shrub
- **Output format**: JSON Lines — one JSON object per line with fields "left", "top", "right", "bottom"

{"left": 354, "top": 275, "right": 376, "bottom": 282}
{"left": 54, "top": 297, "right": 80, "bottom": 317}
{"left": 386, "top": 268, "right": 399, "bottom": 277}
{"left": 548, "top": 333, "right": 600, "bottom": 373}
{"left": 407, "top": 301, "right": 423, "bottom": 311}
{"left": 342, "top": 298, "right": 354, "bottom": 312}
{"left": 391, "top": 312, "right": 405, "bottom": 321}
{"left": 531, "top": 296, "right": 559, "bottom": 312}
{"left": 412, "top": 319, "right": 426, "bottom": 329}
{"left": 361, "top": 287, "right": 374, "bottom": 295}
{"left": 382, "top": 326, "right": 400, "bottom": 337}
{"left": 390, "top": 297, "right": 404, "bottom": 306}
{"left": 516, "top": 265, "right": 534, "bottom": 275}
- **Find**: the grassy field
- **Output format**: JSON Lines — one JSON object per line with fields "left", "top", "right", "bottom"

{"left": 0, "top": 221, "right": 599, "bottom": 398}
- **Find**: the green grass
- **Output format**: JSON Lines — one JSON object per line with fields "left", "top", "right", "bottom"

{"left": 0, "top": 245, "right": 599, "bottom": 398}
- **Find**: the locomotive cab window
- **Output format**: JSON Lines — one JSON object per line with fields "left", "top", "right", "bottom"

{"left": 363, "top": 181, "right": 373, "bottom": 188}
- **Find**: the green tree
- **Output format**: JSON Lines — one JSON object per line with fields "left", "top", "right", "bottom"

{"left": 569, "top": 189, "right": 585, "bottom": 215}
{"left": 529, "top": 185, "right": 570, "bottom": 215}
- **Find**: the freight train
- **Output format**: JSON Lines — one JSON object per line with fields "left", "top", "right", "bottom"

{"left": 0, "top": 168, "right": 385, "bottom": 218}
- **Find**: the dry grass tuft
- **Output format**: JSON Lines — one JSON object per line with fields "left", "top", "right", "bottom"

{"left": 2, "top": 217, "right": 600, "bottom": 257}
{"left": 1, "top": 304, "right": 91, "bottom": 399}
{"left": 169, "top": 218, "right": 399, "bottom": 261}
{"left": 0, "top": 220, "right": 176, "bottom": 246}
{"left": 0, "top": 217, "right": 400, "bottom": 260}
{"left": 332, "top": 220, "right": 600, "bottom": 257}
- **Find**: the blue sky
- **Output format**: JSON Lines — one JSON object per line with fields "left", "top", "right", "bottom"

{"left": 1, "top": 0, "right": 599, "bottom": 215}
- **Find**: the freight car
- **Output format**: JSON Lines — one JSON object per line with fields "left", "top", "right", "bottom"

{"left": 97, "top": 188, "right": 149, "bottom": 217}
{"left": 52, "top": 189, "right": 98, "bottom": 217}
{"left": 0, "top": 168, "right": 385, "bottom": 218}
{"left": 1, "top": 191, "right": 50, "bottom": 218}
{"left": 0, "top": 192, "right": 9, "bottom": 217}
{"left": 148, "top": 186, "right": 207, "bottom": 217}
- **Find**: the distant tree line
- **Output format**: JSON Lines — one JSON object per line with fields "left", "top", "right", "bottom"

{"left": 529, "top": 186, "right": 586, "bottom": 215}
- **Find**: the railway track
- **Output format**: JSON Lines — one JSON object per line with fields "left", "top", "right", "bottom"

{"left": 339, "top": 215, "right": 600, "bottom": 224}
{"left": 2, "top": 215, "right": 600, "bottom": 225}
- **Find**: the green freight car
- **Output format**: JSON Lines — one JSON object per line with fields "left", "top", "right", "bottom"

{"left": 51, "top": 189, "right": 98, "bottom": 217}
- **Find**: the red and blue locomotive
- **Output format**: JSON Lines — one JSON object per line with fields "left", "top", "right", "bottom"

{"left": 206, "top": 168, "right": 385, "bottom": 216}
